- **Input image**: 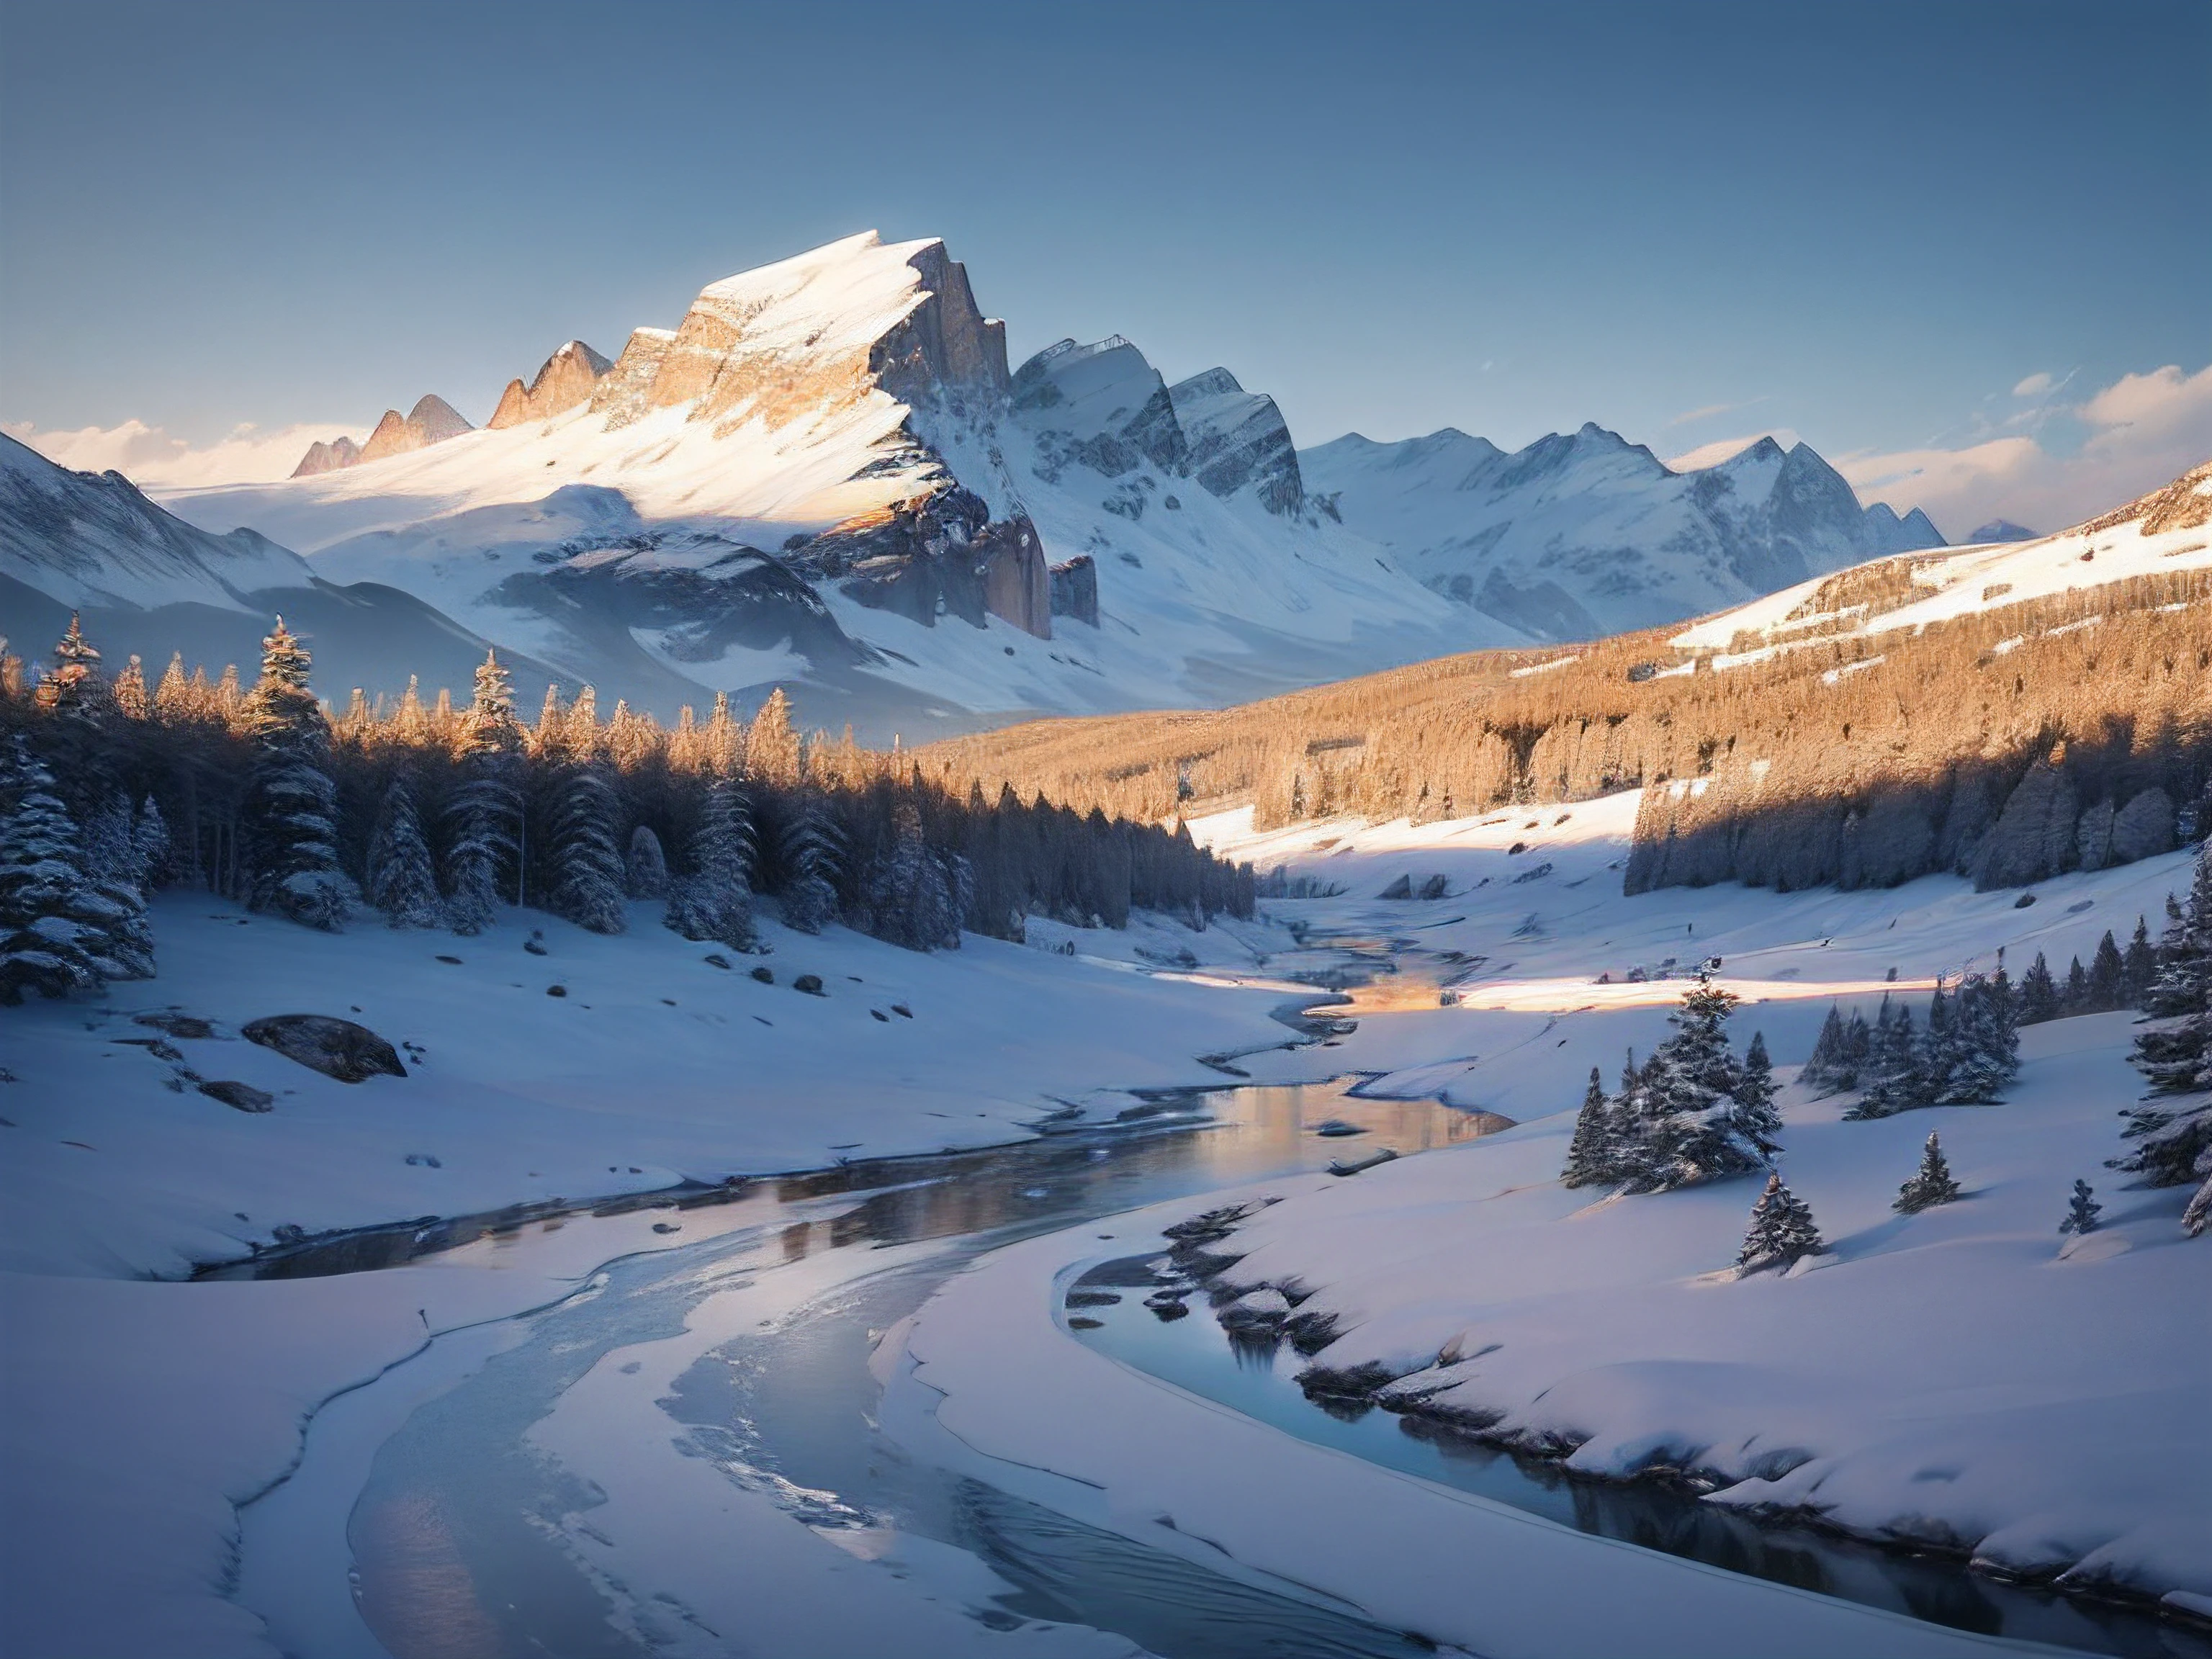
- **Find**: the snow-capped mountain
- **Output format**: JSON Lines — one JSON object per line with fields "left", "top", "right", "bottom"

{"left": 0, "top": 432, "right": 572, "bottom": 703}
{"left": 158, "top": 233, "right": 1498, "bottom": 737}
{"left": 109, "top": 229, "right": 1974, "bottom": 736}
{"left": 1966, "top": 518, "right": 2038, "bottom": 544}
{"left": 1300, "top": 426, "right": 1947, "bottom": 639}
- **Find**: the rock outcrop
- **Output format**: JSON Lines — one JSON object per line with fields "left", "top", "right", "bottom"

{"left": 241, "top": 1014, "right": 407, "bottom": 1082}
{"left": 791, "top": 484, "right": 1050, "bottom": 639}
{"left": 487, "top": 340, "right": 614, "bottom": 428}
{"left": 1167, "top": 368, "right": 1304, "bottom": 515}
{"left": 1049, "top": 555, "right": 1099, "bottom": 627}
{"left": 359, "top": 395, "right": 474, "bottom": 462}
{"left": 290, "top": 436, "right": 361, "bottom": 477}
{"left": 589, "top": 327, "right": 678, "bottom": 430}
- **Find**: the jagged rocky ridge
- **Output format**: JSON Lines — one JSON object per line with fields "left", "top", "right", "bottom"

{"left": 295, "top": 395, "right": 475, "bottom": 476}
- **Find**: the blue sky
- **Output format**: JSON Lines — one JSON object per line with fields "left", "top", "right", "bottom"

{"left": 3, "top": 0, "right": 2206, "bottom": 530}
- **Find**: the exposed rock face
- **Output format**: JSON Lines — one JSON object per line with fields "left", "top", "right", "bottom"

{"left": 487, "top": 340, "right": 615, "bottom": 429}
{"left": 1008, "top": 339, "right": 1303, "bottom": 516}
{"left": 492, "top": 510, "right": 871, "bottom": 670}
{"left": 1049, "top": 554, "right": 1099, "bottom": 627}
{"left": 241, "top": 1014, "right": 407, "bottom": 1082}
{"left": 634, "top": 233, "right": 1009, "bottom": 436}
{"left": 589, "top": 327, "right": 678, "bottom": 430}
{"left": 290, "top": 436, "right": 361, "bottom": 478}
{"left": 791, "top": 484, "right": 1050, "bottom": 639}
{"left": 358, "top": 395, "right": 475, "bottom": 463}
{"left": 1167, "top": 368, "right": 1304, "bottom": 515}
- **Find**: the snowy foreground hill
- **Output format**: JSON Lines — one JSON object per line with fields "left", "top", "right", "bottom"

{"left": 4, "top": 783, "right": 2208, "bottom": 1657}
{"left": 1, "top": 229, "right": 1942, "bottom": 737}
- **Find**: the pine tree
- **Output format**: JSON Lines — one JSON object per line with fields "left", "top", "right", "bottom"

{"left": 863, "top": 802, "right": 964, "bottom": 952}
{"left": 1732, "top": 1030, "right": 1782, "bottom": 1151}
{"left": 1894, "top": 1132, "right": 1962, "bottom": 1213}
{"left": 2059, "top": 1179, "right": 2101, "bottom": 1235}
{"left": 625, "top": 825, "right": 670, "bottom": 900}
{"left": 1800, "top": 1007, "right": 1848, "bottom": 1094}
{"left": 1847, "top": 1000, "right": 1920, "bottom": 1118}
{"left": 132, "top": 798, "right": 171, "bottom": 890}
{"left": 2112, "top": 840, "right": 2212, "bottom": 1234}
{"left": 365, "top": 779, "right": 444, "bottom": 928}
{"left": 544, "top": 762, "right": 628, "bottom": 934}
{"left": 2122, "top": 917, "right": 2157, "bottom": 1007}
{"left": 2087, "top": 930, "right": 2126, "bottom": 1012}
{"left": 2020, "top": 951, "right": 2060, "bottom": 1023}
{"left": 1562, "top": 1066, "right": 1618, "bottom": 1187}
{"left": 1614, "top": 976, "right": 1768, "bottom": 1191}
{"left": 0, "top": 738, "right": 150, "bottom": 1000}
{"left": 239, "top": 619, "right": 351, "bottom": 929}
{"left": 2063, "top": 954, "right": 2090, "bottom": 1013}
{"left": 666, "top": 778, "right": 755, "bottom": 949}
{"left": 1935, "top": 974, "right": 2019, "bottom": 1104}
{"left": 443, "top": 652, "right": 521, "bottom": 935}
{"left": 776, "top": 792, "right": 843, "bottom": 934}
{"left": 745, "top": 688, "right": 803, "bottom": 789}
{"left": 1737, "top": 1173, "right": 1825, "bottom": 1272}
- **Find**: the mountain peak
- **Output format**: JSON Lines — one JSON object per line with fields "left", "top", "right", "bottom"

{"left": 488, "top": 339, "right": 615, "bottom": 429}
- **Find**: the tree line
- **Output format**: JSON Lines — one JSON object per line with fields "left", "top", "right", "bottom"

{"left": 0, "top": 617, "right": 1254, "bottom": 1000}
{"left": 910, "top": 561, "right": 2211, "bottom": 898}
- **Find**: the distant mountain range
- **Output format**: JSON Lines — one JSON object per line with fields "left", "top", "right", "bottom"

{"left": 9, "top": 231, "right": 1955, "bottom": 736}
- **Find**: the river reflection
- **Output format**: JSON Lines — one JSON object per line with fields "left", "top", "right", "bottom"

{"left": 1069, "top": 1257, "right": 2208, "bottom": 1659}
{"left": 313, "top": 1080, "right": 1502, "bottom": 1659}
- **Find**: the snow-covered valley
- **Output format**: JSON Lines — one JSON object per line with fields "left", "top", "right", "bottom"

{"left": 4, "top": 784, "right": 2207, "bottom": 1658}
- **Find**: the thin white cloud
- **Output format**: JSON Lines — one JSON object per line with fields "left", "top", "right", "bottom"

{"left": 2011, "top": 371, "right": 2054, "bottom": 398}
{"left": 1, "top": 418, "right": 354, "bottom": 487}
{"left": 1842, "top": 361, "right": 2212, "bottom": 539}
{"left": 1663, "top": 428, "right": 1802, "bottom": 472}
{"left": 1667, "top": 395, "right": 1768, "bottom": 428}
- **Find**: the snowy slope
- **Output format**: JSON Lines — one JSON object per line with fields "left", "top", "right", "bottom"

{"left": 1, "top": 431, "right": 312, "bottom": 611}
{"left": 1673, "top": 458, "right": 2212, "bottom": 657}
{"left": 0, "top": 433, "right": 577, "bottom": 704}
{"left": 880, "top": 797, "right": 2211, "bottom": 1645}
{"left": 1302, "top": 426, "right": 1947, "bottom": 639}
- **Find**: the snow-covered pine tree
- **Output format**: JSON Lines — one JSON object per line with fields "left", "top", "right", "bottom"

{"left": 2020, "top": 952, "right": 2061, "bottom": 1024}
{"left": 1894, "top": 1132, "right": 1962, "bottom": 1213}
{"left": 1737, "top": 1173, "right": 1825, "bottom": 1272}
{"left": 132, "top": 798, "right": 171, "bottom": 890}
{"left": 1614, "top": 976, "right": 1768, "bottom": 1192}
{"left": 365, "top": 779, "right": 444, "bottom": 928}
{"left": 862, "top": 803, "right": 964, "bottom": 952}
{"left": 1934, "top": 973, "right": 2020, "bottom": 1104}
{"left": 0, "top": 738, "right": 150, "bottom": 1000}
{"left": 544, "top": 762, "right": 628, "bottom": 934}
{"left": 443, "top": 652, "right": 522, "bottom": 935}
{"left": 2112, "top": 838, "right": 2212, "bottom": 1235}
{"left": 239, "top": 619, "right": 351, "bottom": 930}
{"left": 1732, "top": 1030, "right": 1782, "bottom": 1152}
{"left": 1846, "top": 999, "right": 1920, "bottom": 1118}
{"left": 776, "top": 792, "right": 843, "bottom": 934}
{"left": 1561, "top": 1066, "right": 1619, "bottom": 1187}
{"left": 625, "top": 825, "right": 670, "bottom": 900}
{"left": 666, "top": 778, "right": 755, "bottom": 950}
{"left": 1800, "top": 1007, "right": 1845, "bottom": 1094}
{"left": 2059, "top": 1179, "right": 2101, "bottom": 1235}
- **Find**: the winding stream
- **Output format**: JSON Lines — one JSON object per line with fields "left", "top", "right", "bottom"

{"left": 222, "top": 1075, "right": 2198, "bottom": 1658}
